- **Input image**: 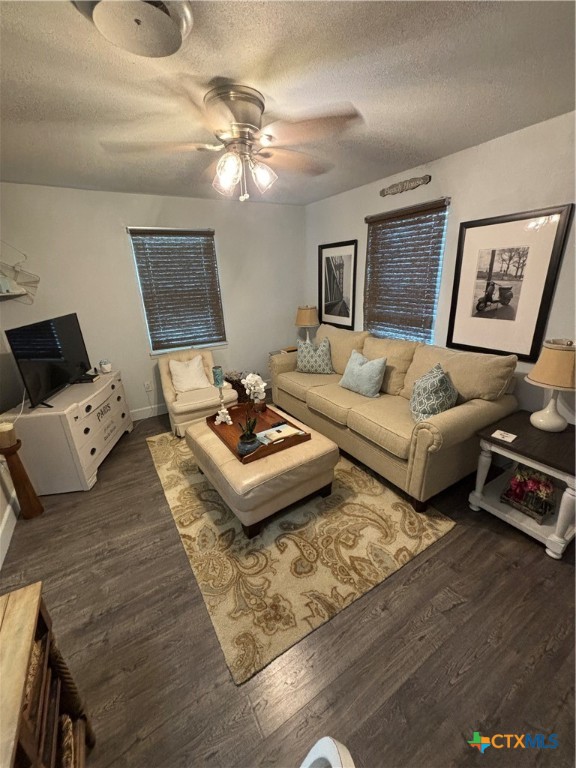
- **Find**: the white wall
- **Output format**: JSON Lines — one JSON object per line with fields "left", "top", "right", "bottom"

{"left": 1, "top": 113, "right": 573, "bottom": 422}
{"left": 0, "top": 185, "right": 305, "bottom": 418}
{"left": 305, "top": 112, "right": 575, "bottom": 419}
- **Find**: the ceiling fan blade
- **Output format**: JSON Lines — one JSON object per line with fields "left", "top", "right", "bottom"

{"left": 259, "top": 105, "right": 362, "bottom": 146}
{"left": 256, "top": 148, "right": 333, "bottom": 176}
{"left": 100, "top": 140, "right": 224, "bottom": 154}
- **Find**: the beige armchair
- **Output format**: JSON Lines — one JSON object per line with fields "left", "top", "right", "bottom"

{"left": 158, "top": 349, "right": 238, "bottom": 436}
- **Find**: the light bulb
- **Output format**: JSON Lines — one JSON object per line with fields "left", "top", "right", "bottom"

{"left": 212, "top": 175, "right": 235, "bottom": 196}
{"left": 250, "top": 159, "right": 278, "bottom": 194}
{"left": 213, "top": 151, "right": 242, "bottom": 196}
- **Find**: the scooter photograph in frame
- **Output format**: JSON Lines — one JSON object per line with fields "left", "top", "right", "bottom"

{"left": 446, "top": 204, "right": 573, "bottom": 362}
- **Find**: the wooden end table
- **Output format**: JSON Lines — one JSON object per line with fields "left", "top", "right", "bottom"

{"left": 0, "top": 440, "right": 43, "bottom": 519}
{"left": 469, "top": 410, "right": 575, "bottom": 560}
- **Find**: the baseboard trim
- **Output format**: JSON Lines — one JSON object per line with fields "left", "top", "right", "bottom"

{"left": 130, "top": 404, "right": 168, "bottom": 421}
{"left": 0, "top": 491, "right": 19, "bottom": 570}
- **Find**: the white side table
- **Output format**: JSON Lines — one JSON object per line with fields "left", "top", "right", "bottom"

{"left": 469, "top": 411, "right": 575, "bottom": 559}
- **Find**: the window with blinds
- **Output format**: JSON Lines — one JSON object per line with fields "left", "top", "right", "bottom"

{"left": 364, "top": 198, "right": 450, "bottom": 343}
{"left": 128, "top": 228, "right": 227, "bottom": 352}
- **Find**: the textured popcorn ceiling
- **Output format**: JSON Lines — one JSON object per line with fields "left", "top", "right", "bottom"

{"left": 0, "top": 1, "right": 574, "bottom": 205}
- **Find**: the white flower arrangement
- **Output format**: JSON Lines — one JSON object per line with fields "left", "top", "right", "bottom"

{"left": 241, "top": 372, "right": 266, "bottom": 403}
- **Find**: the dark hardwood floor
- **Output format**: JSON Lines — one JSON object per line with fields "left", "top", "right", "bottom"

{"left": 1, "top": 415, "right": 574, "bottom": 768}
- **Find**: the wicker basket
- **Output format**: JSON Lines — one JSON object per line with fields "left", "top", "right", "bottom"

{"left": 500, "top": 464, "right": 555, "bottom": 525}
{"left": 224, "top": 372, "right": 250, "bottom": 403}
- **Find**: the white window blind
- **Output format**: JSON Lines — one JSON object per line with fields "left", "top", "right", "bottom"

{"left": 128, "top": 228, "right": 227, "bottom": 352}
{"left": 364, "top": 198, "right": 450, "bottom": 343}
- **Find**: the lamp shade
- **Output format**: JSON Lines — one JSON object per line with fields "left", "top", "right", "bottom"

{"left": 525, "top": 339, "right": 575, "bottom": 391}
{"left": 250, "top": 159, "right": 278, "bottom": 194}
{"left": 295, "top": 306, "right": 319, "bottom": 328}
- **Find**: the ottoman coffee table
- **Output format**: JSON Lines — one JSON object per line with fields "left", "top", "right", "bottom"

{"left": 185, "top": 407, "right": 339, "bottom": 538}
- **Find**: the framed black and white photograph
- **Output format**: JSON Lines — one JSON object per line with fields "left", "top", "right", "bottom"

{"left": 447, "top": 204, "right": 573, "bottom": 361}
{"left": 318, "top": 240, "right": 357, "bottom": 330}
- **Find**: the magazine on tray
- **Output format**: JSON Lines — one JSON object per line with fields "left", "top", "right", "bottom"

{"left": 256, "top": 424, "right": 305, "bottom": 445}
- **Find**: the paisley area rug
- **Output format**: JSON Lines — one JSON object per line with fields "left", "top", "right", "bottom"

{"left": 147, "top": 433, "right": 455, "bottom": 684}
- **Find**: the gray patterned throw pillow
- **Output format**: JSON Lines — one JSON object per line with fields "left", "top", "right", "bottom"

{"left": 296, "top": 338, "right": 334, "bottom": 374}
{"left": 410, "top": 363, "right": 458, "bottom": 422}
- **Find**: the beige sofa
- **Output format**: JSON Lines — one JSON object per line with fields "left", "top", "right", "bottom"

{"left": 270, "top": 325, "right": 518, "bottom": 506}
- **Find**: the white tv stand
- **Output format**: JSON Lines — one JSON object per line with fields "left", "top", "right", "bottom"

{"left": 1, "top": 371, "right": 133, "bottom": 495}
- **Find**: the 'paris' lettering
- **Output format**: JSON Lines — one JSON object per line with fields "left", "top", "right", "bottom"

{"left": 96, "top": 403, "right": 111, "bottom": 422}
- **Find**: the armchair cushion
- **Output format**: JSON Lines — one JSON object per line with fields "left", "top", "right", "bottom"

{"left": 171, "top": 383, "right": 235, "bottom": 414}
{"left": 169, "top": 356, "right": 212, "bottom": 393}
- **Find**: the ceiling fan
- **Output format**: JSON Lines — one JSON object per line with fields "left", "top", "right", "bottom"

{"left": 104, "top": 82, "right": 362, "bottom": 201}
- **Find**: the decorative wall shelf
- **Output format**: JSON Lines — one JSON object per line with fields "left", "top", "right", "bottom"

{"left": 0, "top": 258, "right": 40, "bottom": 304}
{"left": 0, "top": 292, "right": 28, "bottom": 301}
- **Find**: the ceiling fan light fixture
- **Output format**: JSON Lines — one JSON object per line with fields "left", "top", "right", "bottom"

{"left": 249, "top": 159, "right": 278, "bottom": 194}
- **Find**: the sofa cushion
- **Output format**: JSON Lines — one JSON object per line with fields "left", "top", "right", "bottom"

{"left": 409, "top": 364, "right": 458, "bottom": 422}
{"left": 347, "top": 396, "right": 415, "bottom": 460}
{"left": 296, "top": 337, "right": 334, "bottom": 374}
{"left": 340, "top": 349, "right": 387, "bottom": 398}
{"left": 307, "top": 383, "right": 372, "bottom": 426}
{"left": 363, "top": 336, "right": 420, "bottom": 395}
{"left": 316, "top": 324, "right": 370, "bottom": 374}
{"left": 277, "top": 371, "right": 341, "bottom": 402}
{"left": 401, "top": 344, "right": 517, "bottom": 402}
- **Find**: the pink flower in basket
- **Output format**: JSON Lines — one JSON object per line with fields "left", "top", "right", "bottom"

{"left": 509, "top": 477, "right": 524, "bottom": 497}
{"left": 525, "top": 478, "right": 540, "bottom": 493}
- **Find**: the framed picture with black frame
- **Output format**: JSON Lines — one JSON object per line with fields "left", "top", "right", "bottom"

{"left": 318, "top": 240, "right": 357, "bottom": 330}
{"left": 446, "top": 204, "right": 573, "bottom": 362}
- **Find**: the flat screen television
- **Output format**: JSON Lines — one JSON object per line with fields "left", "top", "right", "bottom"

{"left": 5, "top": 313, "right": 92, "bottom": 407}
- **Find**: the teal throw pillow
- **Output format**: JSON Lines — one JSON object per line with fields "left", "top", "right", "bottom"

{"left": 339, "top": 349, "right": 387, "bottom": 397}
{"left": 296, "top": 338, "right": 334, "bottom": 374}
{"left": 410, "top": 363, "right": 458, "bottom": 422}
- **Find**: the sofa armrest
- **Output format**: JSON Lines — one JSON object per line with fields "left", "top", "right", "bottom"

{"left": 411, "top": 395, "right": 519, "bottom": 455}
{"left": 269, "top": 351, "right": 297, "bottom": 377}
{"left": 406, "top": 394, "right": 518, "bottom": 502}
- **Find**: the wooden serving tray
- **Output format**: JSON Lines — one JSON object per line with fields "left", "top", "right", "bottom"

{"left": 206, "top": 403, "right": 311, "bottom": 464}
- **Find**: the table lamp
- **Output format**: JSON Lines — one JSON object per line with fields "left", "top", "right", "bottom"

{"left": 295, "top": 306, "right": 319, "bottom": 343}
{"left": 525, "top": 339, "right": 575, "bottom": 432}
